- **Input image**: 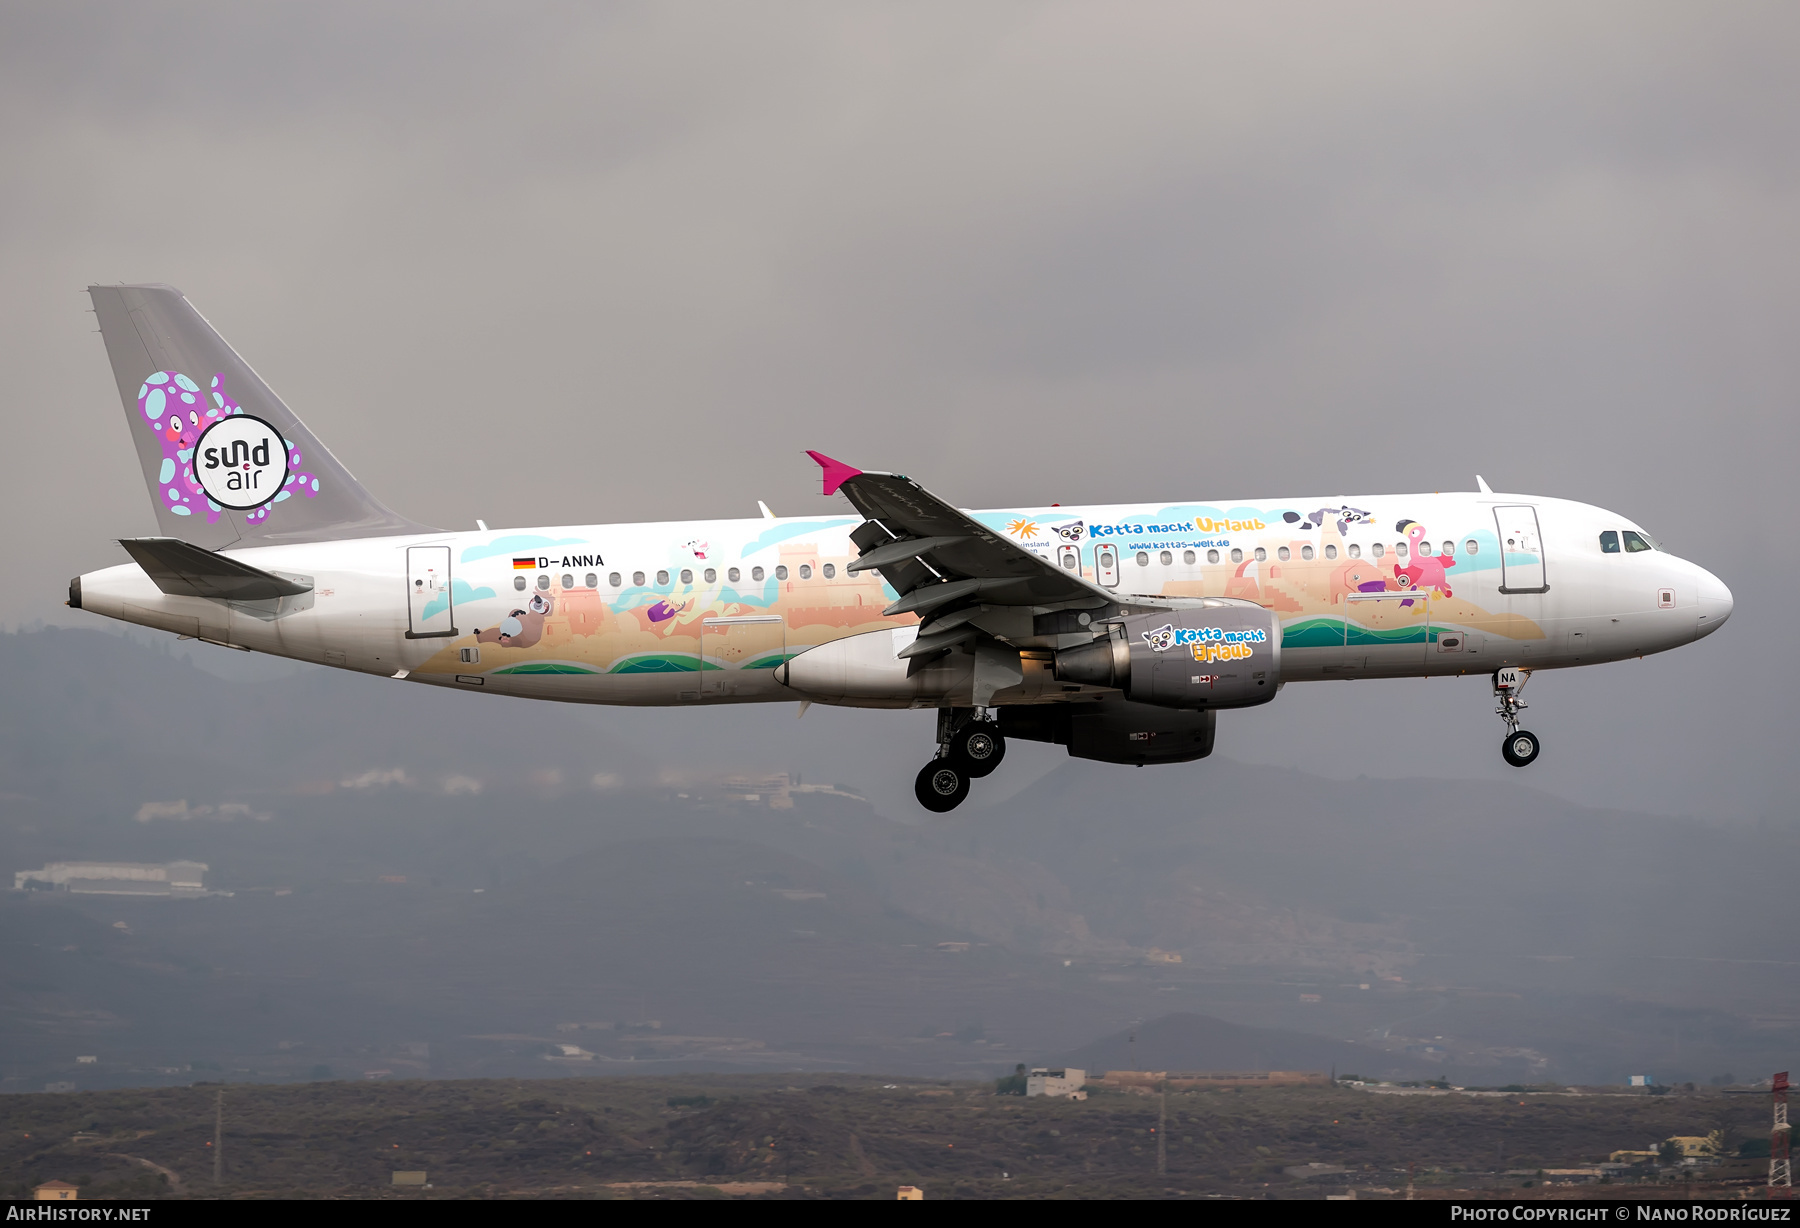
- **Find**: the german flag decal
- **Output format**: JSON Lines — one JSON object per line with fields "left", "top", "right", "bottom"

{"left": 513, "top": 556, "right": 539, "bottom": 570}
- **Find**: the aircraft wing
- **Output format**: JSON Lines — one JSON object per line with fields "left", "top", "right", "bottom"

{"left": 807, "top": 452, "right": 1114, "bottom": 656}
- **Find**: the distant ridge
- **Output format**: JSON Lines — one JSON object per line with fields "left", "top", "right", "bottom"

{"left": 1057, "top": 1013, "right": 1424, "bottom": 1081}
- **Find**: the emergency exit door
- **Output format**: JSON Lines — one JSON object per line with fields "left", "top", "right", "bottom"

{"left": 1493, "top": 505, "right": 1549, "bottom": 594}
{"left": 406, "top": 545, "right": 458, "bottom": 639}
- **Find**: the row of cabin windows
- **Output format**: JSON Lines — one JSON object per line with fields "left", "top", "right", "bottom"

{"left": 1599, "top": 530, "right": 1656, "bottom": 554}
{"left": 513, "top": 562, "right": 839, "bottom": 593}
{"left": 1130, "top": 539, "right": 1478, "bottom": 567}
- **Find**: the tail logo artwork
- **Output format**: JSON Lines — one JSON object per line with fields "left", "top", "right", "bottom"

{"left": 194, "top": 415, "right": 286, "bottom": 510}
{"left": 137, "top": 371, "right": 320, "bottom": 523}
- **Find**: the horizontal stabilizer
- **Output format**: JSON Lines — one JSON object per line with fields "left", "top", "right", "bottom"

{"left": 119, "top": 537, "right": 312, "bottom": 601}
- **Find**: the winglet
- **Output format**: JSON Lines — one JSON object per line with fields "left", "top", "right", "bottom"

{"left": 806, "top": 450, "right": 863, "bottom": 497}
{"left": 1476, "top": 475, "right": 1494, "bottom": 495}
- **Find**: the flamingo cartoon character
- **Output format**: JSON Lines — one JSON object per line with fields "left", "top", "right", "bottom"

{"left": 1395, "top": 520, "right": 1455, "bottom": 600}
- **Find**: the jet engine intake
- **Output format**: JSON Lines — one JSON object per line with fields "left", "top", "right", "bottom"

{"left": 1053, "top": 605, "right": 1281, "bottom": 709}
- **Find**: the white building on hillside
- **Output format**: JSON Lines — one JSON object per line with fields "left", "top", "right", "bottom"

{"left": 1027, "top": 1067, "right": 1087, "bottom": 1098}
{"left": 14, "top": 861, "right": 208, "bottom": 896}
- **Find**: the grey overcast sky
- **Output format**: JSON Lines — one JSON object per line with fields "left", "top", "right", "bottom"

{"left": 3, "top": 3, "right": 1795, "bottom": 821}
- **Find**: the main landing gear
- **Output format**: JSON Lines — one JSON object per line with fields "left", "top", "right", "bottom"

{"left": 1493, "top": 667, "right": 1540, "bottom": 767}
{"left": 914, "top": 707, "right": 1006, "bottom": 813}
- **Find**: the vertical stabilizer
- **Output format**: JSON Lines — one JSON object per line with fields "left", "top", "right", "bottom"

{"left": 88, "top": 284, "right": 431, "bottom": 549}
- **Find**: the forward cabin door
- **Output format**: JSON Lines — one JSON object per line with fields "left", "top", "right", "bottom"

{"left": 1494, "top": 505, "right": 1549, "bottom": 594}
{"left": 702, "top": 614, "right": 785, "bottom": 697}
{"left": 405, "top": 545, "right": 457, "bottom": 639}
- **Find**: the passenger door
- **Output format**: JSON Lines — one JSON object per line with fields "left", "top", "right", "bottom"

{"left": 1494, "top": 505, "right": 1549, "bottom": 593}
{"left": 405, "top": 545, "right": 457, "bottom": 639}
{"left": 702, "top": 614, "right": 785, "bottom": 697}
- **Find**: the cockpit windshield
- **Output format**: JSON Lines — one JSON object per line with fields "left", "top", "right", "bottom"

{"left": 1622, "top": 530, "right": 1656, "bottom": 553}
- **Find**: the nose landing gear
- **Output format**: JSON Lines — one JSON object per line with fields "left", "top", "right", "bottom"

{"left": 914, "top": 707, "right": 1007, "bottom": 812}
{"left": 1493, "top": 667, "right": 1540, "bottom": 767}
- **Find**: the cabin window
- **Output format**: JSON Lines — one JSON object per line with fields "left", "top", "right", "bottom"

{"left": 1442, "top": 541, "right": 1454, "bottom": 556}
{"left": 1324, "top": 544, "right": 1337, "bottom": 560}
{"left": 822, "top": 563, "right": 836, "bottom": 579}
{"left": 1347, "top": 545, "right": 1361, "bottom": 559}
{"left": 1207, "top": 549, "right": 1220, "bottom": 564}
{"left": 1159, "top": 551, "right": 1172, "bottom": 566}
{"left": 632, "top": 571, "right": 645, "bottom": 586}
{"left": 1062, "top": 553, "right": 1077, "bottom": 569}
{"left": 674, "top": 569, "right": 689, "bottom": 584}
{"left": 752, "top": 566, "right": 764, "bottom": 581}
{"left": 562, "top": 573, "right": 574, "bottom": 589}
{"left": 1229, "top": 548, "right": 1243, "bottom": 563}
{"left": 537, "top": 574, "right": 550, "bottom": 590}
{"left": 1622, "top": 530, "right": 1654, "bottom": 553}
{"left": 728, "top": 567, "right": 741, "bottom": 582}
{"left": 656, "top": 570, "right": 670, "bottom": 586}
{"left": 1277, "top": 546, "right": 1290, "bottom": 561}
{"left": 1370, "top": 543, "right": 1384, "bottom": 558}
{"left": 703, "top": 568, "right": 717, "bottom": 583}
{"left": 799, "top": 564, "right": 812, "bottom": 579}
{"left": 774, "top": 565, "right": 786, "bottom": 580}
{"left": 1418, "top": 541, "right": 1433, "bottom": 556}
{"left": 1183, "top": 550, "right": 1195, "bottom": 564}
{"left": 1134, "top": 552, "right": 1148, "bottom": 567}
{"left": 1600, "top": 530, "right": 1620, "bottom": 554}
{"left": 1395, "top": 542, "right": 1408, "bottom": 558}
{"left": 1464, "top": 540, "right": 1478, "bottom": 555}
{"left": 1301, "top": 545, "right": 1314, "bottom": 561}
{"left": 585, "top": 573, "right": 597, "bottom": 588}
{"left": 1254, "top": 547, "right": 1267, "bottom": 562}
{"left": 608, "top": 572, "right": 621, "bottom": 587}
{"left": 513, "top": 575, "right": 526, "bottom": 591}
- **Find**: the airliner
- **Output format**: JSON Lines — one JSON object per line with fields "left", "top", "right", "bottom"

{"left": 69, "top": 285, "right": 1733, "bottom": 811}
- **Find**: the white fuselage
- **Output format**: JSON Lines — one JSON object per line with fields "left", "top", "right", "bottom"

{"left": 75, "top": 490, "right": 1731, "bottom": 708}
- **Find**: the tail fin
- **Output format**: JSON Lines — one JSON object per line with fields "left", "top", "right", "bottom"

{"left": 88, "top": 283, "right": 431, "bottom": 549}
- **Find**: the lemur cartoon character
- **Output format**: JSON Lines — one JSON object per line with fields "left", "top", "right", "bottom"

{"left": 1052, "top": 521, "right": 1086, "bottom": 544}
{"left": 1283, "top": 506, "right": 1375, "bottom": 536}
{"left": 1141, "top": 624, "right": 1178, "bottom": 653}
{"left": 476, "top": 592, "right": 553, "bottom": 649}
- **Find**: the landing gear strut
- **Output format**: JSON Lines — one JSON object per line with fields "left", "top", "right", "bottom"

{"left": 914, "top": 707, "right": 1007, "bottom": 812}
{"left": 1493, "top": 667, "right": 1540, "bottom": 767}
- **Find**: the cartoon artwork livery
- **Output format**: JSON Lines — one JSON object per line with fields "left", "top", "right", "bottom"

{"left": 72, "top": 284, "right": 1735, "bottom": 813}
{"left": 137, "top": 371, "right": 321, "bottom": 526}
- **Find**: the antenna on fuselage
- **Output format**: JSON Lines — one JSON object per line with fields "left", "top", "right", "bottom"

{"left": 757, "top": 501, "right": 777, "bottom": 520}
{"left": 1476, "top": 475, "right": 1494, "bottom": 495}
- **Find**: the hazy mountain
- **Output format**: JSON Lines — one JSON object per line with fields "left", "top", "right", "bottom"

{"left": 0, "top": 627, "right": 1793, "bottom": 1092}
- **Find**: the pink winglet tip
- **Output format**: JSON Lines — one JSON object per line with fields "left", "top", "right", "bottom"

{"left": 806, "top": 450, "right": 863, "bottom": 497}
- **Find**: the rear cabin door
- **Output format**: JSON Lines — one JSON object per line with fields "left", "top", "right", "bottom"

{"left": 1494, "top": 505, "right": 1549, "bottom": 593}
{"left": 406, "top": 545, "right": 457, "bottom": 639}
{"left": 701, "top": 614, "right": 785, "bottom": 697}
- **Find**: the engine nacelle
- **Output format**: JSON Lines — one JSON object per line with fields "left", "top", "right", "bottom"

{"left": 1053, "top": 604, "right": 1281, "bottom": 709}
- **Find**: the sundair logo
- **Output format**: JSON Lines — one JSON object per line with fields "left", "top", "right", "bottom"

{"left": 193, "top": 415, "right": 288, "bottom": 511}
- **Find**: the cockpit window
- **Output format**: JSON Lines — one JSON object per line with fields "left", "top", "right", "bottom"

{"left": 1622, "top": 530, "right": 1654, "bottom": 553}
{"left": 1599, "top": 530, "right": 1620, "bottom": 554}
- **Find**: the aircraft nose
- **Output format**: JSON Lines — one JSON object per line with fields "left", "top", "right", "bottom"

{"left": 1695, "top": 569, "right": 1733, "bottom": 640}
